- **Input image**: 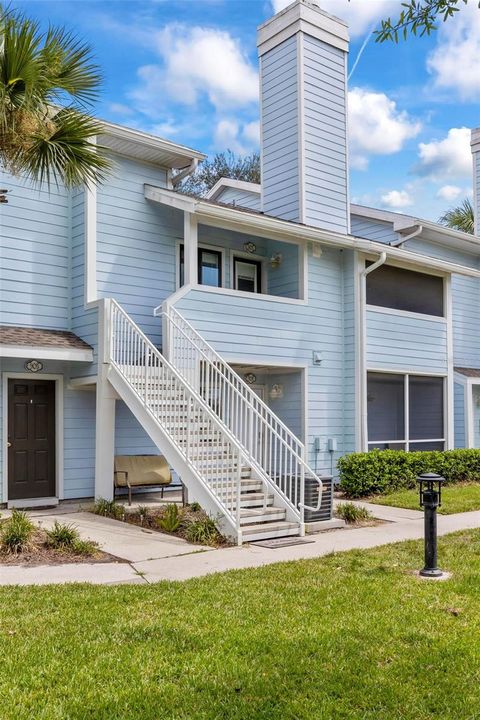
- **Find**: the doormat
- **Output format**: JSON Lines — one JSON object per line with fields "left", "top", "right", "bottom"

{"left": 252, "top": 537, "right": 315, "bottom": 549}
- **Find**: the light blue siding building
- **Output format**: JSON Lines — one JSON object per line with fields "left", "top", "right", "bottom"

{"left": 2, "top": 0, "right": 480, "bottom": 543}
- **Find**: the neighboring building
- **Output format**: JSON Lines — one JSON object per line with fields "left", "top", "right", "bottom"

{"left": 2, "top": 0, "right": 480, "bottom": 543}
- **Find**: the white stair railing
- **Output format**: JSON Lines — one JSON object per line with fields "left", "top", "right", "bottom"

{"left": 109, "top": 299, "right": 251, "bottom": 534}
{"left": 161, "top": 305, "right": 323, "bottom": 520}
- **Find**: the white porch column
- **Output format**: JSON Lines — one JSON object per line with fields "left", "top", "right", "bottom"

{"left": 94, "top": 298, "right": 116, "bottom": 500}
{"left": 184, "top": 212, "right": 198, "bottom": 285}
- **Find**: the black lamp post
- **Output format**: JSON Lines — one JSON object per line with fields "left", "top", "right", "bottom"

{"left": 417, "top": 472, "right": 444, "bottom": 578}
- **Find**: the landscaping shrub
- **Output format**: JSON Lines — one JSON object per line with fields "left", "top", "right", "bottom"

{"left": 157, "top": 503, "right": 181, "bottom": 532}
{"left": 0, "top": 510, "right": 35, "bottom": 554}
{"left": 45, "top": 521, "right": 79, "bottom": 549}
{"left": 336, "top": 502, "right": 372, "bottom": 524}
{"left": 93, "top": 498, "right": 124, "bottom": 520}
{"left": 184, "top": 515, "right": 221, "bottom": 546}
{"left": 338, "top": 448, "right": 480, "bottom": 498}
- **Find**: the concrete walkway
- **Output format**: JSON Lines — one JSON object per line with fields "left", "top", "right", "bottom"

{"left": 1, "top": 504, "right": 479, "bottom": 586}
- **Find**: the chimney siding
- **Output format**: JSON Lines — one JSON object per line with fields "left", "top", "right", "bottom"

{"left": 258, "top": 1, "right": 350, "bottom": 234}
{"left": 472, "top": 129, "right": 480, "bottom": 236}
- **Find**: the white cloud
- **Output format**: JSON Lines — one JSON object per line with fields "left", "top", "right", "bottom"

{"left": 436, "top": 185, "right": 463, "bottom": 202}
{"left": 416, "top": 127, "right": 472, "bottom": 180}
{"left": 348, "top": 87, "right": 421, "bottom": 169}
{"left": 131, "top": 24, "right": 258, "bottom": 116}
{"left": 271, "top": 0, "right": 401, "bottom": 38}
{"left": 427, "top": 2, "right": 480, "bottom": 100}
{"left": 380, "top": 190, "right": 414, "bottom": 209}
{"left": 213, "top": 118, "right": 260, "bottom": 154}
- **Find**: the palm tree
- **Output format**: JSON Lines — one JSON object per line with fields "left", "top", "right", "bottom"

{"left": 0, "top": 5, "right": 111, "bottom": 193}
{"left": 439, "top": 198, "right": 475, "bottom": 235}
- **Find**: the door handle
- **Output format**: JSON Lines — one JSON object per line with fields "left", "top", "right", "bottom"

{"left": 7, "top": 442, "right": 11, "bottom": 448}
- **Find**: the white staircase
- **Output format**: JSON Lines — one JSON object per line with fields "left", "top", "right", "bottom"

{"left": 105, "top": 299, "right": 326, "bottom": 544}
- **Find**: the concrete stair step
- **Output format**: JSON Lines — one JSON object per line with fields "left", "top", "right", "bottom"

{"left": 241, "top": 520, "right": 300, "bottom": 542}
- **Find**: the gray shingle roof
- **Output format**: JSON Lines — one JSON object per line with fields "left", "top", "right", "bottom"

{"left": 0, "top": 326, "right": 92, "bottom": 351}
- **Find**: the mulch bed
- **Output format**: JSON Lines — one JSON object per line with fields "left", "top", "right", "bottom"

{"left": 119, "top": 504, "right": 229, "bottom": 547}
{"left": 0, "top": 529, "right": 121, "bottom": 567}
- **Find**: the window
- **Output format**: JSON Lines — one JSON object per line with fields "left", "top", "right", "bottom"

{"left": 367, "top": 372, "right": 445, "bottom": 451}
{"left": 366, "top": 263, "right": 444, "bottom": 317}
{"left": 233, "top": 257, "right": 262, "bottom": 293}
{"left": 179, "top": 246, "right": 222, "bottom": 288}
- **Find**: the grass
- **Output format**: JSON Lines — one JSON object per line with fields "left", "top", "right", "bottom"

{"left": 371, "top": 482, "right": 480, "bottom": 514}
{"left": 1, "top": 531, "right": 480, "bottom": 718}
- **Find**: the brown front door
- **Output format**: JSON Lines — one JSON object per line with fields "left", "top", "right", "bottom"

{"left": 8, "top": 379, "right": 56, "bottom": 500}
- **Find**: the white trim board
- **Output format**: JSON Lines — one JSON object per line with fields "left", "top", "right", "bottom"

{"left": 0, "top": 345, "right": 93, "bottom": 362}
{"left": 2, "top": 372, "right": 64, "bottom": 505}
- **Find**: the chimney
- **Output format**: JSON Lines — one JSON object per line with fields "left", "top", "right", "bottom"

{"left": 472, "top": 128, "right": 480, "bottom": 236}
{"left": 257, "top": 0, "right": 350, "bottom": 233}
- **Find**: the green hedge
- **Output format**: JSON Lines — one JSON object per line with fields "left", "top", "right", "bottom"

{"left": 338, "top": 449, "right": 480, "bottom": 498}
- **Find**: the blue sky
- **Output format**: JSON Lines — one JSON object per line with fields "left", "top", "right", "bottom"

{"left": 15, "top": 0, "right": 480, "bottom": 220}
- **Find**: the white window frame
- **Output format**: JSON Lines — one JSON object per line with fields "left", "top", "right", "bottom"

{"left": 366, "top": 370, "right": 447, "bottom": 451}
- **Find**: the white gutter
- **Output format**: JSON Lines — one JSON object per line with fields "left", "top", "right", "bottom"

{"left": 390, "top": 224, "right": 423, "bottom": 247}
{"left": 172, "top": 158, "right": 199, "bottom": 187}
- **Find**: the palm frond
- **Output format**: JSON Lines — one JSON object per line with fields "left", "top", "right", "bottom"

{"left": 439, "top": 198, "right": 475, "bottom": 235}
{"left": 13, "top": 108, "right": 112, "bottom": 188}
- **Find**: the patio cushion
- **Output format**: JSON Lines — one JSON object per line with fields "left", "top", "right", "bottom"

{"left": 114, "top": 455, "right": 171, "bottom": 488}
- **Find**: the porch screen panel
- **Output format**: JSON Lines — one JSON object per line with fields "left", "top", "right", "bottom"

{"left": 366, "top": 264, "right": 444, "bottom": 317}
{"left": 409, "top": 375, "right": 444, "bottom": 449}
{"left": 367, "top": 373, "right": 404, "bottom": 446}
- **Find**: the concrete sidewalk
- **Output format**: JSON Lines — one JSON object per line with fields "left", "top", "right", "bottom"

{"left": 1, "top": 502, "right": 480, "bottom": 586}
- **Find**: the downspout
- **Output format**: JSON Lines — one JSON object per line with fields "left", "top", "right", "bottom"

{"left": 389, "top": 224, "right": 423, "bottom": 247}
{"left": 171, "top": 158, "right": 199, "bottom": 188}
{"left": 359, "top": 251, "right": 387, "bottom": 451}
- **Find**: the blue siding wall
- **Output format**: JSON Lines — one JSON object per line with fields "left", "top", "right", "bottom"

{"left": 174, "top": 245, "right": 348, "bottom": 474}
{"left": 217, "top": 186, "right": 261, "bottom": 211}
{"left": 474, "top": 148, "right": 480, "bottom": 235}
{"left": 408, "top": 239, "right": 480, "bottom": 369}
{"left": 454, "top": 381, "right": 466, "bottom": 449}
{"left": 261, "top": 34, "right": 300, "bottom": 221}
{"left": 303, "top": 35, "right": 348, "bottom": 233}
{"left": 96, "top": 156, "right": 176, "bottom": 348}
{"left": 0, "top": 170, "right": 70, "bottom": 329}
{"left": 351, "top": 214, "right": 398, "bottom": 244}
{"left": 366, "top": 308, "right": 448, "bottom": 373}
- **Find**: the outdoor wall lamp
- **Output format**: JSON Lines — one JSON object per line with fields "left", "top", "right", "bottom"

{"left": 270, "top": 252, "right": 283, "bottom": 268}
{"left": 417, "top": 472, "right": 444, "bottom": 578}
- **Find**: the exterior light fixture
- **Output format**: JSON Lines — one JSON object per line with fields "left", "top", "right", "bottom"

{"left": 269, "top": 383, "right": 283, "bottom": 399}
{"left": 417, "top": 472, "right": 445, "bottom": 578}
{"left": 270, "top": 253, "right": 283, "bottom": 268}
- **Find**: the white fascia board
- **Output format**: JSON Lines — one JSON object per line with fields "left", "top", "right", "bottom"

{"left": 206, "top": 178, "right": 262, "bottom": 201}
{"left": 101, "top": 122, "right": 206, "bottom": 163}
{"left": 0, "top": 345, "right": 93, "bottom": 362}
{"left": 145, "top": 184, "right": 480, "bottom": 279}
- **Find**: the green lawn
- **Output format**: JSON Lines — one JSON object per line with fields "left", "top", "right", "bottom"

{"left": 371, "top": 482, "right": 480, "bottom": 514}
{"left": 1, "top": 532, "right": 480, "bottom": 719}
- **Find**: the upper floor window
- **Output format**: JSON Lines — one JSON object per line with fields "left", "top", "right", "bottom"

{"left": 179, "top": 245, "right": 222, "bottom": 288}
{"left": 366, "top": 263, "right": 444, "bottom": 317}
{"left": 233, "top": 257, "right": 262, "bottom": 293}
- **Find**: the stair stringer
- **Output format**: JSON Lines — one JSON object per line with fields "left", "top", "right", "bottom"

{"left": 107, "top": 365, "right": 242, "bottom": 543}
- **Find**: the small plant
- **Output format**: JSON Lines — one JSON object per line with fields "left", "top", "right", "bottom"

{"left": 157, "top": 504, "right": 181, "bottom": 533}
{"left": 0, "top": 510, "right": 35, "bottom": 554}
{"left": 71, "top": 538, "right": 98, "bottom": 556}
{"left": 336, "top": 502, "right": 372, "bottom": 524}
{"left": 189, "top": 502, "right": 201, "bottom": 512}
{"left": 45, "top": 521, "right": 80, "bottom": 549}
{"left": 93, "top": 498, "right": 124, "bottom": 520}
{"left": 137, "top": 505, "right": 150, "bottom": 518}
{"left": 184, "top": 515, "right": 222, "bottom": 546}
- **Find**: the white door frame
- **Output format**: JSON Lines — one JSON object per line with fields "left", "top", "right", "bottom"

{"left": 2, "top": 372, "right": 64, "bottom": 505}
